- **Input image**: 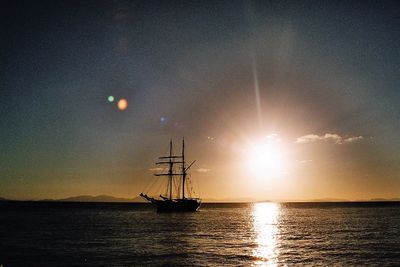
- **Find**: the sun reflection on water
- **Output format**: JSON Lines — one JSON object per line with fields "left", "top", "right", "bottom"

{"left": 252, "top": 202, "right": 280, "bottom": 266}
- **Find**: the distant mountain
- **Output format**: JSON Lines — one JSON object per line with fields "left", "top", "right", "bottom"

{"left": 56, "top": 195, "right": 146, "bottom": 203}
{"left": 202, "top": 197, "right": 255, "bottom": 203}
{"left": 368, "top": 198, "right": 400, "bottom": 202}
{"left": 307, "top": 198, "right": 349, "bottom": 202}
{"left": 0, "top": 197, "right": 12, "bottom": 201}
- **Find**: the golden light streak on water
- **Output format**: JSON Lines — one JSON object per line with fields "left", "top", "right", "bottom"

{"left": 252, "top": 202, "right": 280, "bottom": 266}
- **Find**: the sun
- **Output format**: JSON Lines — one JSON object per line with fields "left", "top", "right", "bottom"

{"left": 246, "top": 136, "right": 285, "bottom": 177}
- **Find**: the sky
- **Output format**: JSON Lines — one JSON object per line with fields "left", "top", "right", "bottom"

{"left": 1, "top": 0, "right": 399, "bottom": 201}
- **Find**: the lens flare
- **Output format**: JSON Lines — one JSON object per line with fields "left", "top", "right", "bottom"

{"left": 117, "top": 98, "right": 128, "bottom": 110}
{"left": 107, "top": 95, "right": 115, "bottom": 102}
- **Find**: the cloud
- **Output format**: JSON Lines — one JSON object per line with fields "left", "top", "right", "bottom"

{"left": 343, "top": 136, "right": 364, "bottom": 143}
{"left": 265, "top": 133, "right": 281, "bottom": 142}
{"left": 148, "top": 167, "right": 166, "bottom": 172}
{"left": 150, "top": 167, "right": 213, "bottom": 173}
{"left": 196, "top": 168, "right": 211, "bottom": 173}
{"left": 295, "top": 133, "right": 364, "bottom": 145}
{"left": 299, "top": 159, "right": 313, "bottom": 164}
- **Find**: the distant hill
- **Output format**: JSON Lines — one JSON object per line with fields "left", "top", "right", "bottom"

{"left": 307, "top": 198, "right": 349, "bottom": 202}
{"left": 368, "top": 198, "right": 400, "bottom": 202}
{"left": 56, "top": 195, "right": 146, "bottom": 203}
{"left": 0, "top": 197, "right": 12, "bottom": 201}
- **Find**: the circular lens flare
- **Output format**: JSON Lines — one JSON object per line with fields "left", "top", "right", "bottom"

{"left": 107, "top": 95, "right": 114, "bottom": 102}
{"left": 117, "top": 98, "right": 128, "bottom": 110}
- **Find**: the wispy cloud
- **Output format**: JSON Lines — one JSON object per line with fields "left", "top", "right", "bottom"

{"left": 197, "top": 168, "right": 211, "bottom": 173}
{"left": 265, "top": 133, "right": 282, "bottom": 142}
{"left": 295, "top": 133, "right": 364, "bottom": 145}
{"left": 150, "top": 167, "right": 212, "bottom": 173}
{"left": 148, "top": 167, "right": 166, "bottom": 172}
{"left": 299, "top": 159, "right": 313, "bottom": 164}
{"left": 343, "top": 136, "right": 364, "bottom": 143}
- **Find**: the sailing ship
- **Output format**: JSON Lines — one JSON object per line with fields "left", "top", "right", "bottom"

{"left": 140, "top": 139, "right": 201, "bottom": 212}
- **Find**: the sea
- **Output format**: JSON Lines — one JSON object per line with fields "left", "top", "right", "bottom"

{"left": 0, "top": 201, "right": 399, "bottom": 266}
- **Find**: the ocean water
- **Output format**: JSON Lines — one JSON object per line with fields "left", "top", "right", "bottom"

{"left": 0, "top": 202, "right": 399, "bottom": 266}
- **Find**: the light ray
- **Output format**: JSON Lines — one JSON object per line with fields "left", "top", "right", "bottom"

{"left": 252, "top": 52, "right": 263, "bottom": 130}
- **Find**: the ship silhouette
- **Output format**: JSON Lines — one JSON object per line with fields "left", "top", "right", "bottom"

{"left": 140, "top": 139, "right": 201, "bottom": 212}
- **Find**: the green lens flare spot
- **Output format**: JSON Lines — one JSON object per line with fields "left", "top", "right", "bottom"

{"left": 108, "top": 95, "right": 115, "bottom": 102}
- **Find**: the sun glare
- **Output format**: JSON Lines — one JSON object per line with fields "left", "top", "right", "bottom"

{"left": 247, "top": 136, "right": 285, "bottom": 178}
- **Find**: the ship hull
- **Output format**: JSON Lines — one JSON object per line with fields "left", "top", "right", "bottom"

{"left": 154, "top": 199, "right": 201, "bottom": 212}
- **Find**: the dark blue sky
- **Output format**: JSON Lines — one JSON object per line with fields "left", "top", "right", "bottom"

{"left": 1, "top": 0, "right": 399, "bottom": 200}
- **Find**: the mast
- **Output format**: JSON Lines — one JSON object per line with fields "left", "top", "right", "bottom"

{"left": 182, "top": 138, "right": 186, "bottom": 199}
{"left": 169, "top": 140, "right": 173, "bottom": 200}
{"left": 153, "top": 140, "right": 190, "bottom": 200}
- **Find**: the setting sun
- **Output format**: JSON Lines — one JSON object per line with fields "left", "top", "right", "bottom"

{"left": 247, "top": 136, "right": 285, "bottom": 177}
